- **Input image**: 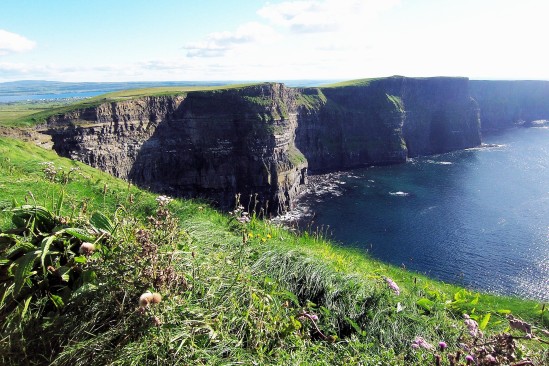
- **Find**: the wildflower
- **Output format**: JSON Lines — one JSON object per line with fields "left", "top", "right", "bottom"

{"left": 309, "top": 314, "right": 319, "bottom": 321}
{"left": 266, "top": 234, "right": 272, "bottom": 238}
{"left": 155, "top": 195, "right": 172, "bottom": 206}
{"left": 383, "top": 276, "right": 400, "bottom": 295}
{"left": 465, "top": 355, "right": 474, "bottom": 364}
{"left": 79, "top": 242, "right": 95, "bottom": 255}
{"left": 411, "top": 336, "right": 434, "bottom": 350}
{"left": 485, "top": 354, "right": 496, "bottom": 364}
{"left": 248, "top": 233, "right": 254, "bottom": 238}
{"left": 439, "top": 341, "right": 447, "bottom": 351}
{"left": 237, "top": 215, "right": 250, "bottom": 223}
{"left": 261, "top": 237, "right": 266, "bottom": 242}
{"left": 463, "top": 314, "right": 480, "bottom": 337}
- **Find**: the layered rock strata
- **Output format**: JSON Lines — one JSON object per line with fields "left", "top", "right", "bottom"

{"left": 45, "top": 77, "right": 481, "bottom": 212}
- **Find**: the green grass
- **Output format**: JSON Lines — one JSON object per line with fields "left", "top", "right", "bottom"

{"left": 320, "top": 77, "right": 386, "bottom": 88}
{"left": 0, "top": 83, "right": 260, "bottom": 128}
{"left": 0, "top": 137, "right": 547, "bottom": 365}
{"left": 0, "top": 100, "right": 76, "bottom": 127}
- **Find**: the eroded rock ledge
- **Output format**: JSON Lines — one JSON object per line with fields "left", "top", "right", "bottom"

{"left": 45, "top": 76, "right": 481, "bottom": 213}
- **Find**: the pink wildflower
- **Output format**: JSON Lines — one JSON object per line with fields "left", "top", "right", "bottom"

{"left": 411, "top": 336, "right": 434, "bottom": 350}
{"left": 485, "top": 354, "right": 496, "bottom": 364}
{"left": 384, "top": 277, "right": 400, "bottom": 295}
{"left": 439, "top": 341, "right": 447, "bottom": 350}
{"left": 465, "top": 354, "right": 474, "bottom": 364}
{"left": 463, "top": 314, "right": 480, "bottom": 337}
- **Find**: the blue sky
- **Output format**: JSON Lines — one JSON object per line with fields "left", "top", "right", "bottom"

{"left": 0, "top": 0, "right": 548, "bottom": 82}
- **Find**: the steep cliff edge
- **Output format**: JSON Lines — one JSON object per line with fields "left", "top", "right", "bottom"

{"left": 295, "top": 76, "right": 480, "bottom": 172}
{"left": 46, "top": 84, "right": 307, "bottom": 212}
{"left": 470, "top": 80, "right": 549, "bottom": 131}
{"left": 45, "top": 77, "right": 481, "bottom": 211}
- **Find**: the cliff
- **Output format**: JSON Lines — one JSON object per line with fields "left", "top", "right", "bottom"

{"left": 44, "top": 77, "right": 481, "bottom": 211}
{"left": 296, "top": 76, "right": 480, "bottom": 172}
{"left": 470, "top": 80, "right": 549, "bottom": 131}
{"left": 47, "top": 84, "right": 307, "bottom": 213}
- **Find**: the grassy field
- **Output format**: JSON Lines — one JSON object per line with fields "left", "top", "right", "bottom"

{"left": 320, "top": 77, "right": 385, "bottom": 88}
{"left": 0, "top": 83, "right": 258, "bottom": 128}
{"left": 0, "top": 100, "right": 74, "bottom": 127}
{"left": 0, "top": 136, "right": 547, "bottom": 365}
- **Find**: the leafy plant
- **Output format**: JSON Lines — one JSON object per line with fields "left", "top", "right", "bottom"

{"left": 0, "top": 203, "right": 110, "bottom": 326}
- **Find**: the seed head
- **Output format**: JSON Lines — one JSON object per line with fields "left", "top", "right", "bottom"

{"left": 79, "top": 242, "right": 95, "bottom": 255}
{"left": 139, "top": 292, "right": 154, "bottom": 307}
{"left": 151, "top": 292, "right": 162, "bottom": 304}
{"left": 152, "top": 316, "right": 162, "bottom": 326}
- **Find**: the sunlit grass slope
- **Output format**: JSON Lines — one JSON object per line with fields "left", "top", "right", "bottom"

{"left": 0, "top": 137, "right": 547, "bottom": 365}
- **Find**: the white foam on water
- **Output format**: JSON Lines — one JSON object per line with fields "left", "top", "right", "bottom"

{"left": 427, "top": 160, "right": 453, "bottom": 165}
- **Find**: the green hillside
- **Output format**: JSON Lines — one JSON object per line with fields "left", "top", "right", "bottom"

{"left": 0, "top": 137, "right": 547, "bottom": 365}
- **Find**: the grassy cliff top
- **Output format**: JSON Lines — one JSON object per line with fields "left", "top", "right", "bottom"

{"left": 320, "top": 75, "right": 471, "bottom": 88}
{"left": 0, "top": 83, "right": 261, "bottom": 127}
{"left": 320, "top": 77, "right": 389, "bottom": 88}
{"left": 0, "top": 136, "right": 547, "bottom": 365}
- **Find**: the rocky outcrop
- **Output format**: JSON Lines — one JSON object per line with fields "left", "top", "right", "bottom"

{"left": 45, "top": 77, "right": 481, "bottom": 212}
{"left": 470, "top": 80, "right": 549, "bottom": 131}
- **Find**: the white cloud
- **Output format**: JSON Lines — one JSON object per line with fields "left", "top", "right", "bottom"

{"left": 0, "top": 29, "right": 36, "bottom": 56}
{"left": 183, "top": 22, "right": 278, "bottom": 58}
{"left": 257, "top": 0, "right": 400, "bottom": 34}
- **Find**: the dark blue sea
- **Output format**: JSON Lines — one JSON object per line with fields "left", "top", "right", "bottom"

{"left": 287, "top": 127, "right": 549, "bottom": 301}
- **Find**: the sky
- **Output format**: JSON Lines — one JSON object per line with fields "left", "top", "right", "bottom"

{"left": 0, "top": 0, "right": 548, "bottom": 82}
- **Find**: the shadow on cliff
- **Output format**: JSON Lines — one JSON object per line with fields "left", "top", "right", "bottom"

{"left": 126, "top": 93, "right": 280, "bottom": 212}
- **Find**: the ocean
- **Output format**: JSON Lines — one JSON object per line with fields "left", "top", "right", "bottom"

{"left": 286, "top": 127, "right": 549, "bottom": 301}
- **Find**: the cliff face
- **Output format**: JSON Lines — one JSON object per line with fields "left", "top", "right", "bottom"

{"left": 47, "top": 84, "right": 307, "bottom": 212}
{"left": 470, "top": 80, "right": 549, "bottom": 131}
{"left": 46, "top": 78, "right": 481, "bottom": 211}
{"left": 295, "top": 77, "right": 480, "bottom": 172}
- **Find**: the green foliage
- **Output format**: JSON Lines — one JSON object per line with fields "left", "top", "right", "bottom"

{"left": 0, "top": 203, "right": 110, "bottom": 325}
{"left": 0, "top": 136, "right": 547, "bottom": 365}
{"left": 386, "top": 94, "right": 404, "bottom": 112}
{"left": 295, "top": 88, "right": 327, "bottom": 110}
{"left": 288, "top": 146, "right": 307, "bottom": 166}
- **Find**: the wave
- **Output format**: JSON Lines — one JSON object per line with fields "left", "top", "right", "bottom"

{"left": 426, "top": 160, "right": 453, "bottom": 165}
